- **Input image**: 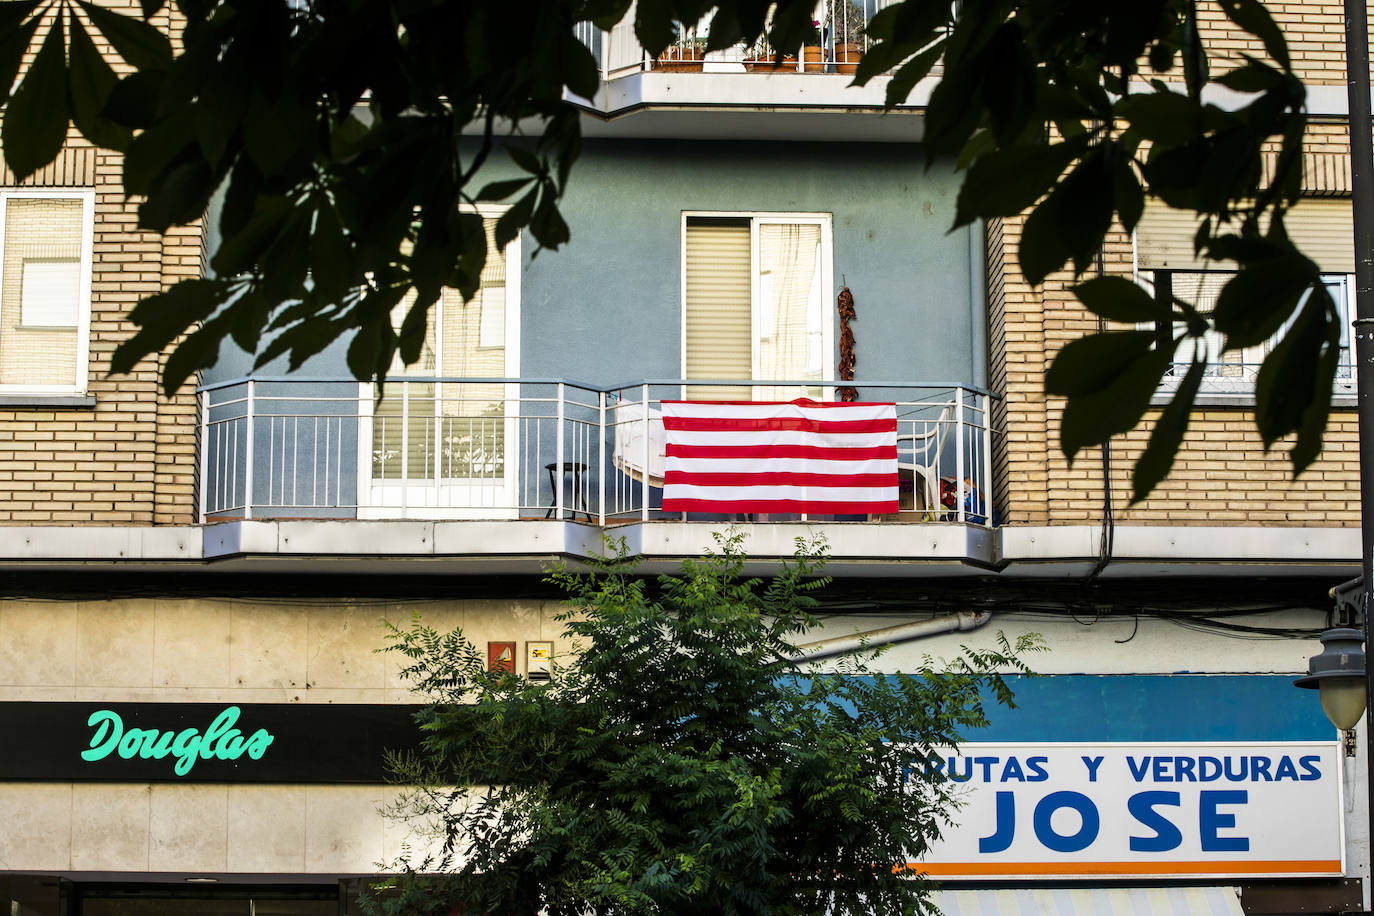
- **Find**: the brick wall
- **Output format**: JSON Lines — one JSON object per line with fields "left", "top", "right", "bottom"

{"left": 0, "top": 3, "right": 203, "bottom": 526}
{"left": 991, "top": 6, "right": 1366, "bottom": 528}
{"left": 1197, "top": 0, "right": 1373, "bottom": 85}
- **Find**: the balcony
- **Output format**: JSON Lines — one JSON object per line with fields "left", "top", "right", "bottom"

{"left": 197, "top": 378, "right": 995, "bottom": 528}
{"left": 567, "top": 1, "right": 935, "bottom": 140}
{"left": 576, "top": 0, "right": 878, "bottom": 80}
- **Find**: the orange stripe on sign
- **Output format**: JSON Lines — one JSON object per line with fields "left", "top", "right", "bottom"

{"left": 905, "top": 860, "right": 1342, "bottom": 876}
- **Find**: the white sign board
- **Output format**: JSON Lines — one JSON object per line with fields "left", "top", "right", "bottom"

{"left": 917, "top": 742, "right": 1343, "bottom": 880}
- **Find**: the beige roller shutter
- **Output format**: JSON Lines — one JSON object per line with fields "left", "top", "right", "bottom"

{"left": 1285, "top": 199, "right": 1355, "bottom": 273}
{"left": 684, "top": 218, "right": 751, "bottom": 401}
{"left": 1137, "top": 198, "right": 1355, "bottom": 273}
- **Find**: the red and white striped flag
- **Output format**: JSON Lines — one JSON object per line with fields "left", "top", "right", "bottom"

{"left": 661, "top": 399, "right": 898, "bottom": 514}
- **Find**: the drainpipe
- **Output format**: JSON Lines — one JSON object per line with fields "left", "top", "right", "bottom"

{"left": 795, "top": 610, "right": 993, "bottom": 662}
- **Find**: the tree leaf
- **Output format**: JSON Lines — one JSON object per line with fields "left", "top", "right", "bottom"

{"left": 1214, "top": 59, "right": 1284, "bottom": 93}
{"left": 506, "top": 144, "right": 543, "bottom": 177}
{"left": 1017, "top": 190, "right": 1074, "bottom": 286}
{"left": 881, "top": 39, "right": 944, "bottom": 107}
{"left": 953, "top": 138, "right": 1084, "bottom": 228}
{"left": 1253, "top": 291, "right": 1333, "bottom": 447}
{"left": 1045, "top": 329, "right": 1158, "bottom": 397}
{"left": 77, "top": 1, "right": 172, "bottom": 71}
{"left": 1059, "top": 349, "right": 1172, "bottom": 463}
{"left": 1131, "top": 357, "right": 1203, "bottom": 502}
{"left": 111, "top": 277, "right": 231, "bottom": 378}
{"left": 3, "top": 10, "right": 68, "bottom": 181}
{"left": 530, "top": 188, "right": 571, "bottom": 249}
{"left": 980, "top": 22, "right": 1033, "bottom": 145}
{"left": 67, "top": 13, "right": 132, "bottom": 150}
{"left": 477, "top": 178, "right": 534, "bottom": 202}
{"left": 1114, "top": 89, "right": 1203, "bottom": 146}
{"left": 101, "top": 69, "right": 163, "bottom": 129}
{"left": 633, "top": 0, "right": 677, "bottom": 59}
{"left": 1072, "top": 276, "right": 1169, "bottom": 324}
{"left": 1054, "top": 145, "right": 1116, "bottom": 274}
{"left": 0, "top": 14, "right": 39, "bottom": 108}
{"left": 243, "top": 93, "right": 311, "bottom": 177}
{"left": 1112, "top": 150, "right": 1144, "bottom": 233}
{"left": 226, "top": 287, "right": 270, "bottom": 354}
{"left": 122, "top": 111, "right": 196, "bottom": 195}
{"left": 1210, "top": 255, "right": 1317, "bottom": 349}
{"left": 495, "top": 188, "right": 536, "bottom": 251}
{"left": 311, "top": 205, "right": 355, "bottom": 305}
{"left": 1216, "top": 0, "right": 1290, "bottom": 70}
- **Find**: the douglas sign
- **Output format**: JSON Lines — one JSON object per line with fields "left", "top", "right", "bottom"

{"left": 916, "top": 742, "right": 1344, "bottom": 879}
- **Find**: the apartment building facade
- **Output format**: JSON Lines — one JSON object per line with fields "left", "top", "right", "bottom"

{"left": 0, "top": 2, "right": 1364, "bottom": 915}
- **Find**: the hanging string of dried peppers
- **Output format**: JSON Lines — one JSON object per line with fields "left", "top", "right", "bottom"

{"left": 837, "top": 285, "right": 858, "bottom": 402}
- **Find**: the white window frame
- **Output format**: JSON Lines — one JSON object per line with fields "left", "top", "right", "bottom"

{"left": 0, "top": 189, "right": 95, "bottom": 396}
{"left": 679, "top": 210, "right": 835, "bottom": 392}
{"left": 356, "top": 204, "right": 521, "bottom": 519}
{"left": 1140, "top": 267, "right": 1357, "bottom": 400}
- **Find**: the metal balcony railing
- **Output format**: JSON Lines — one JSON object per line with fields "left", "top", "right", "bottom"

{"left": 1145, "top": 269, "right": 1357, "bottom": 396}
{"left": 574, "top": 0, "right": 898, "bottom": 78}
{"left": 198, "top": 378, "right": 996, "bottom": 526}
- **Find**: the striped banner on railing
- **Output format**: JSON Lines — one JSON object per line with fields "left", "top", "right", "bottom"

{"left": 661, "top": 399, "right": 898, "bottom": 514}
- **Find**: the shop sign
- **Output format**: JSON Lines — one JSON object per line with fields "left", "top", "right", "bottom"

{"left": 0, "top": 702, "right": 424, "bottom": 783}
{"left": 916, "top": 741, "right": 1343, "bottom": 879}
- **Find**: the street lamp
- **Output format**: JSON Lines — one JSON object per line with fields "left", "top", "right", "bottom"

{"left": 1295, "top": 627, "right": 1368, "bottom": 750}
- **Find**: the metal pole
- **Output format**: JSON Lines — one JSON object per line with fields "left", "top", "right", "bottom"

{"left": 1342, "top": 0, "right": 1374, "bottom": 903}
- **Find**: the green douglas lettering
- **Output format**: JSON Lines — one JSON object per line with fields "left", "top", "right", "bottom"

{"left": 81, "top": 707, "right": 274, "bottom": 776}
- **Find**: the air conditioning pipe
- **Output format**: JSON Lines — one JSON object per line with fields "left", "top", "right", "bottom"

{"left": 794, "top": 610, "right": 993, "bottom": 663}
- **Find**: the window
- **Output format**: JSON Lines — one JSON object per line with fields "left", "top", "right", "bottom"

{"left": 0, "top": 190, "right": 95, "bottom": 394}
{"left": 368, "top": 214, "right": 519, "bottom": 498}
{"left": 682, "top": 213, "right": 833, "bottom": 399}
{"left": 1135, "top": 198, "right": 1356, "bottom": 397}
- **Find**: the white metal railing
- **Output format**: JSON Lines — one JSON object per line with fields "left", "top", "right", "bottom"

{"left": 1145, "top": 269, "right": 1358, "bottom": 397}
{"left": 576, "top": 0, "right": 892, "bottom": 77}
{"left": 197, "top": 378, "right": 996, "bottom": 526}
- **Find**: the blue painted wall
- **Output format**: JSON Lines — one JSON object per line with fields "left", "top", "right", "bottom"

{"left": 975, "top": 675, "right": 1332, "bottom": 743}
{"left": 522, "top": 138, "right": 978, "bottom": 388}
{"left": 206, "top": 138, "right": 980, "bottom": 388}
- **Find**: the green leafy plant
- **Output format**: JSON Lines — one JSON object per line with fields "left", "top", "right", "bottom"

{"left": 368, "top": 534, "right": 1041, "bottom": 915}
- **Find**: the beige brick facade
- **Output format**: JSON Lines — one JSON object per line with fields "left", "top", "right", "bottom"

{"left": 989, "top": 2, "right": 1366, "bottom": 528}
{"left": 0, "top": 140, "right": 202, "bottom": 525}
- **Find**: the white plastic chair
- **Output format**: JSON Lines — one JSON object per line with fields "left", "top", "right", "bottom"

{"left": 612, "top": 400, "right": 666, "bottom": 489}
{"left": 897, "top": 405, "right": 951, "bottom": 516}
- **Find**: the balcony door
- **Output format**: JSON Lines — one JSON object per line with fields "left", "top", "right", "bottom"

{"left": 683, "top": 213, "right": 833, "bottom": 401}
{"left": 359, "top": 218, "right": 520, "bottom": 518}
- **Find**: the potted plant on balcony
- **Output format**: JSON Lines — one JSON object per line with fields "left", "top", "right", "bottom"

{"left": 744, "top": 36, "right": 796, "bottom": 72}
{"left": 802, "top": 18, "right": 824, "bottom": 71}
{"left": 655, "top": 29, "right": 707, "bottom": 72}
{"left": 833, "top": 0, "right": 866, "bottom": 74}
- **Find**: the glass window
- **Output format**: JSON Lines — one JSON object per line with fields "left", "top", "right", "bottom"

{"left": 371, "top": 216, "right": 515, "bottom": 487}
{"left": 683, "top": 213, "right": 833, "bottom": 400}
{"left": 0, "top": 191, "right": 94, "bottom": 393}
{"left": 1148, "top": 269, "right": 1356, "bottom": 396}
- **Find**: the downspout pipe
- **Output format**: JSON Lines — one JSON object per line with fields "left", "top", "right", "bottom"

{"left": 794, "top": 610, "right": 993, "bottom": 663}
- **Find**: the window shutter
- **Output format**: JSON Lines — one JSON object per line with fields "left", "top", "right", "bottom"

{"left": 684, "top": 219, "right": 751, "bottom": 400}
{"left": 1285, "top": 199, "right": 1355, "bottom": 274}
{"left": 1137, "top": 198, "right": 1355, "bottom": 273}
{"left": 0, "top": 197, "right": 85, "bottom": 388}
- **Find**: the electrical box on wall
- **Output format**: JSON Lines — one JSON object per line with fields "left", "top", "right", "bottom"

{"left": 527, "top": 641, "right": 553, "bottom": 682}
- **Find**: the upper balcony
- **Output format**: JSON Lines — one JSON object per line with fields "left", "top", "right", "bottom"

{"left": 567, "top": 1, "right": 934, "bottom": 142}
{"left": 199, "top": 377, "right": 992, "bottom": 527}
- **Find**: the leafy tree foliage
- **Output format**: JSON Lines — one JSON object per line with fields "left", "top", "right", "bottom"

{"left": 0, "top": 0, "right": 1332, "bottom": 497}
{"left": 370, "top": 536, "right": 1039, "bottom": 915}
